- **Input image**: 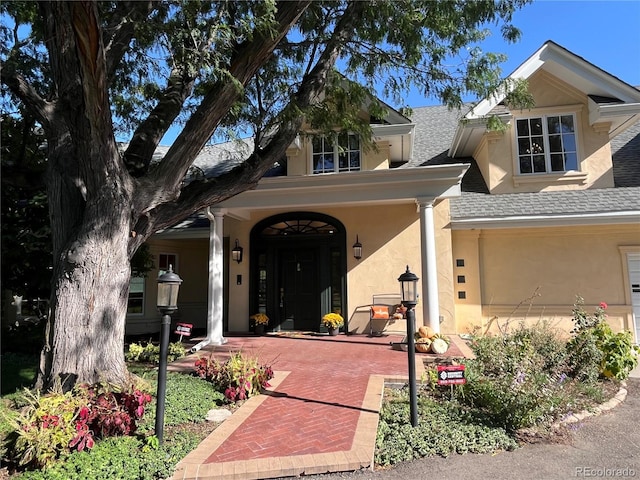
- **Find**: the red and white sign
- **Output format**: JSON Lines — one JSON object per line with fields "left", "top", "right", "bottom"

{"left": 437, "top": 364, "right": 466, "bottom": 385}
{"left": 174, "top": 323, "right": 193, "bottom": 337}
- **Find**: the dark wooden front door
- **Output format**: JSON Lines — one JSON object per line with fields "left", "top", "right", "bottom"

{"left": 280, "top": 249, "right": 319, "bottom": 331}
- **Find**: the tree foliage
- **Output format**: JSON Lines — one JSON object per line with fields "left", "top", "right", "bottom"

{"left": 1, "top": 114, "right": 51, "bottom": 299}
{"left": 0, "top": 0, "right": 531, "bottom": 388}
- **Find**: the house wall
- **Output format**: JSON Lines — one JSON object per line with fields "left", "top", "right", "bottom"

{"left": 451, "top": 224, "right": 640, "bottom": 340}
{"left": 125, "top": 238, "right": 209, "bottom": 335}
{"left": 285, "top": 136, "right": 391, "bottom": 176}
{"left": 474, "top": 70, "right": 615, "bottom": 195}
{"left": 223, "top": 203, "right": 436, "bottom": 333}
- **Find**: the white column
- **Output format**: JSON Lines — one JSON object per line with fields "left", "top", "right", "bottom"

{"left": 417, "top": 198, "right": 440, "bottom": 334}
{"left": 206, "top": 207, "right": 226, "bottom": 345}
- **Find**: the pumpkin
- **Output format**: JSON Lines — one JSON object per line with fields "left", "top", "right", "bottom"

{"left": 415, "top": 338, "right": 432, "bottom": 353}
{"left": 430, "top": 337, "right": 449, "bottom": 354}
{"left": 417, "top": 326, "right": 436, "bottom": 339}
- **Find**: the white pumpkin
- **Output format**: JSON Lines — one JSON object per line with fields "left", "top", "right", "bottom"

{"left": 430, "top": 337, "right": 449, "bottom": 354}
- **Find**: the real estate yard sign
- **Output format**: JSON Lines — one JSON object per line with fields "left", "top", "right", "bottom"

{"left": 437, "top": 364, "right": 466, "bottom": 386}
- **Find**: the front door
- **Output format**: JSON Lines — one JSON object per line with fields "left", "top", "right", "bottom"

{"left": 280, "top": 248, "right": 319, "bottom": 331}
{"left": 250, "top": 212, "right": 347, "bottom": 333}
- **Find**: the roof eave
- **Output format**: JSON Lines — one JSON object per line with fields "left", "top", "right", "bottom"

{"left": 450, "top": 210, "right": 640, "bottom": 230}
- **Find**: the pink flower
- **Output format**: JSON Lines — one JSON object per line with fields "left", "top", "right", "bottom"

{"left": 599, "top": 302, "right": 608, "bottom": 309}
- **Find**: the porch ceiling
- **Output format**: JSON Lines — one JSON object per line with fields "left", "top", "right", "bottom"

{"left": 217, "top": 163, "right": 469, "bottom": 219}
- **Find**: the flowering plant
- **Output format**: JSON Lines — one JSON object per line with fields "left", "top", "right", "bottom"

{"left": 250, "top": 313, "right": 269, "bottom": 325}
{"left": 321, "top": 312, "right": 344, "bottom": 329}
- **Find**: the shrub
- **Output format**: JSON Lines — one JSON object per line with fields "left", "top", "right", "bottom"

{"left": 462, "top": 323, "right": 582, "bottom": 432}
{"left": 125, "top": 341, "right": 186, "bottom": 364}
{"left": 5, "top": 382, "right": 152, "bottom": 470}
{"left": 77, "top": 383, "right": 152, "bottom": 438}
{"left": 6, "top": 385, "right": 86, "bottom": 468}
{"left": 567, "top": 297, "right": 639, "bottom": 381}
{"left": 194, "top": 352, "right": 274, "bottom": 403}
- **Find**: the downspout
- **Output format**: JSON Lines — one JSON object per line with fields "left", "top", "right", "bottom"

{"left": 190, "top": 207, "right": 227, "bottom": 352}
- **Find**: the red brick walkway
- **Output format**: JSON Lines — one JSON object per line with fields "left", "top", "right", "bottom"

{"left": 170, "top": 332, "right": 470, "bottom": 479}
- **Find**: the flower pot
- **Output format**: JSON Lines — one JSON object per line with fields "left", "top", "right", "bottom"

{"left": 255, "top": 324, "right": 265, "bottom": 336}
{"left": 328, "top": 327, "right": 340, "bottom": 336}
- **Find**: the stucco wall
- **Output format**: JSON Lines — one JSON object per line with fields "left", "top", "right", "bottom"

{"left": 452, "top": 224, "right": 640, "bottom": 339}
{"left": 286, "top": 136, "right": 391, "bottom": 175}
{"left": 473, "top": 70, "right": 615, "bottom": 195}
{"left": 222, "top": 203, "right": 426, "bottom": 333}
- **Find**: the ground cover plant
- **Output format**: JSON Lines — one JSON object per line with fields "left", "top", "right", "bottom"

{"left": 1, "top": 355, "right": 229, "bottom": 479}
{"left": 194, "top": 351, "right": 274, "bottom": 403}
{"left": 375, "top": 299, "right": 635, "bottom": 466}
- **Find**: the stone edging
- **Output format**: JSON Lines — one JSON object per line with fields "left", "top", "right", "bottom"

{"left": 554, "top": 381, "right": 628, "bottom": 428}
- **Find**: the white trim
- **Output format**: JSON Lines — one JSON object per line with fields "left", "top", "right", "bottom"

{"left": 217, "top": 164, "right": 469, "bottom": 214}
{"left": 449, "top": 41, "right": 640, "bottom": 157}
{"left": 451, "top": 211, "right": 640, "bottom": 230}
{"left": 512, "top": 112, "right": 580, "bottom": 176}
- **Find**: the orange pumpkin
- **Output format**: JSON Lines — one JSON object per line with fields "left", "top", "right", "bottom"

{"left": 417, "top": 326, "right": 436, "bottom": 339}
{"left": 415, "top": 337, "right": 432, "bottom": 353}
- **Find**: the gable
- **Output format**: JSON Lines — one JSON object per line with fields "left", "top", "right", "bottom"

{"left": 450, "top": 41, "right": 640, "bottom": 158}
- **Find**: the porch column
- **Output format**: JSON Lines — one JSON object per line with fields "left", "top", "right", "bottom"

{"left": 417, "top": 198, "right": 440, "bottom": 334}
{"left": 206, "top": 207, "right": 226, "bottom": 345}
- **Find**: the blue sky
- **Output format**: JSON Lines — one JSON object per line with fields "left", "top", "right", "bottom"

{"left": 404, "top": 0, "right": 640, "bottom": 108}
{"left": 157, "top": 0, "right": 640, "bottom": 144}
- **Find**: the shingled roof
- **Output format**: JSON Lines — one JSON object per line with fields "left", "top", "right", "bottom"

{"left": 407, "top": 104, "right": 640, "bottom": 223}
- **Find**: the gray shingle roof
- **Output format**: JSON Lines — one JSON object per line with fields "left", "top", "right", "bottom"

{"left": 408, "top": 104, "right": 640, "bottom": 221}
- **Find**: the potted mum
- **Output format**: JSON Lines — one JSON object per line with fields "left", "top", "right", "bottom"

{"left": 321, "top": 312, "right": 344, "bottom": 336}
{"left": 250, "top": 313, "right": 269, "bottom": 335}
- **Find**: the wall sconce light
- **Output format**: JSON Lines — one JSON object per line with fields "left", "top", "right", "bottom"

{"left": 352, "top": 235, "right": 362, "bottom": 260}
{"left": 231, "top": 239, "right": 243, "bottom": 264}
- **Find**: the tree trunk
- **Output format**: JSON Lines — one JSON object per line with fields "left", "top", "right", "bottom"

{"left": 43, "top": 240, "right": 131, "bottom": 390}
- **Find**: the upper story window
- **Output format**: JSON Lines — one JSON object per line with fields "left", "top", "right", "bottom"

{"left": 312, "top": 133, "right": 360, "bottom": 174}
{"left": 516, "top": 114, "right": 578, "bottom": 174}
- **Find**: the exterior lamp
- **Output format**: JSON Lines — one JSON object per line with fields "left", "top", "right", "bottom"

{"left": 231, "top": 239, "right": 243, "bottom": 264}
{"left": 155, "top": 265, "right": 183, "bottom": 444}
{"left": 352, "top": 235, "right": 362, "bottom": 260}
{"left": 398, "top": 265, "right": 419, "bottom": 427}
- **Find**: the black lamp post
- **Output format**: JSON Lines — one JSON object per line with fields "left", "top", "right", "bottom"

{"left": 155, "top": 265, "right": 182, "bottom": 443}
{"left": 398, "top": 265, "right": 419, "bottom": 427}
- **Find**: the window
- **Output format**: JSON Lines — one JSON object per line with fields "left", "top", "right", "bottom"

{"left": 158, "top": 253, "right": 178, "bottom": 276}
{"left": 312, "top": 133, "right": 360, "bottom": 174}
{"left": 128, "top": 276, "right": 144, "bottom": 314}
{"left": 516, "top": 114, "right": 578, "bottom": 174}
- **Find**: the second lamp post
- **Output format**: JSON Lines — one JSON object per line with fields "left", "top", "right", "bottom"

{"left": 398, "top": 265, "right": 419, "bottom": 427}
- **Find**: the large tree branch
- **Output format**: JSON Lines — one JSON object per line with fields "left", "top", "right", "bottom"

{"left": 102, "top": 1, "right": 159, "bottom": 83}
{"left": 134, "top": 0, "right": 312, "bottom": 214}
{"left": 123, "top": 68, "right": 196, "bottom": 177}
{"left": 131, "top": 1, "right": 367, "bottom": 240}
{"left": 1, "top": 68, "right": 55, "bottom": 127}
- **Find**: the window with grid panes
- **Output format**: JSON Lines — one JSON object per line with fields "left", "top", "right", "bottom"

{"left": 312, "top": 133, "right": 360, "bottom": 174}
{"left": 516, "top": 114, "right": 578, "bottom": 174}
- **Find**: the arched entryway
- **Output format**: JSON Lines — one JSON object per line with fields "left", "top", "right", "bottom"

{"left": 250, "top": 212, "right": 347, "bottom": 332}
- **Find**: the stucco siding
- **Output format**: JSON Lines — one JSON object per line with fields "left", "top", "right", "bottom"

{"left": 452, "top": 224, "right": 640, "bottom": 337}
{"left": 475, "top": 69, "right": 616, "bottom": 195}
